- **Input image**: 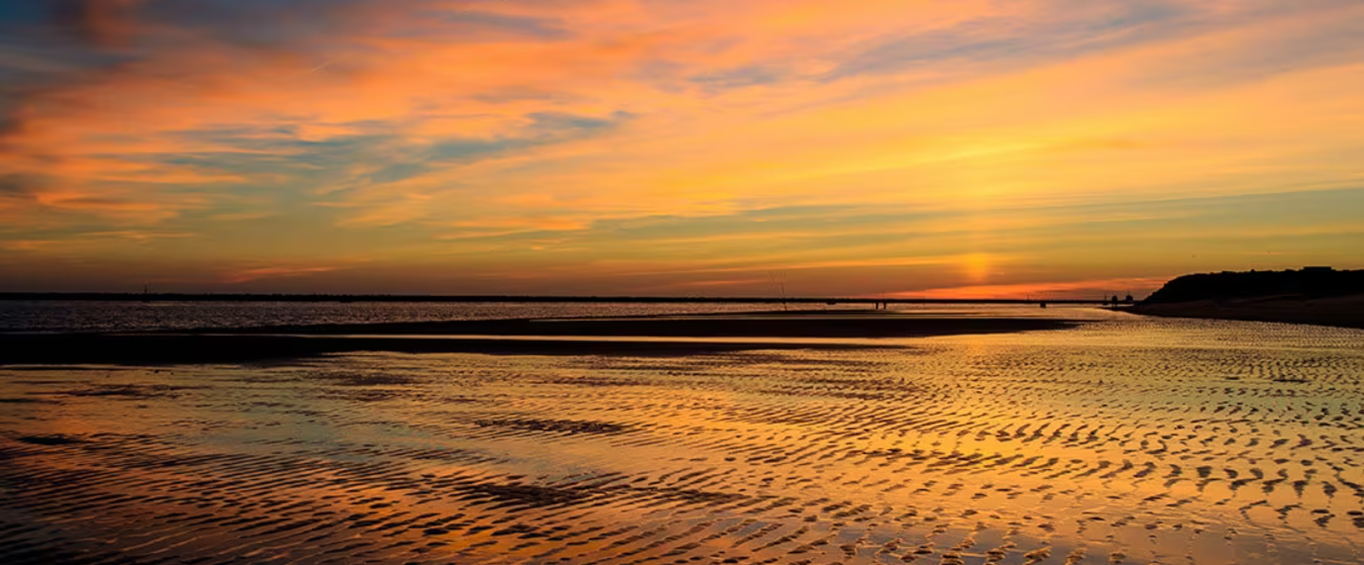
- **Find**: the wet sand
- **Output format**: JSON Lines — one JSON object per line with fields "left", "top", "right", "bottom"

{"left": 0, "top": 334, "right": 898, "bottom": 366}
{"left": 195, "top": 309, "right": 1079, "bottom": 338}
{"left": 0, "top": 311, "right": 1075, "bottom": 366}
{"left": 1, "top": 308, "right": 1363, "bottom": 564}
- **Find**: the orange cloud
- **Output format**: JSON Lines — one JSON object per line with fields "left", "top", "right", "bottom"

{"left": 54, "top": 0, "right": 150, "bottom": 47}
{"left": 222, "top": 266, "right": 340, "bottom": 285}
{"left": 2, "top": 1, "right": 1362, "bottom": 292}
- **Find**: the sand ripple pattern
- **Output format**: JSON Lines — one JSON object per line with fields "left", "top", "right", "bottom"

{"left": 2, "top": 313, "right": 1363, "bottom": 564}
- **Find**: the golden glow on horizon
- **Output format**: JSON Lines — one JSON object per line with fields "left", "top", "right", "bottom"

{"left": 1, "top": 0, "right": 1362, "bottom": 296}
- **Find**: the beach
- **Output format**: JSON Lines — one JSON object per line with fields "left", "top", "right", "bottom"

{"left": 2, "top": 307, "right": 1363, "bottom": 564}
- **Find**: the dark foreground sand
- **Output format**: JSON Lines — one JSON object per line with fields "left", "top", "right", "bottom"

{"left": 0, "top": 310, "right": 1076, "bottom": 365}
{"left": 1133, "top": 293, "right": 1364, "bottom": 329}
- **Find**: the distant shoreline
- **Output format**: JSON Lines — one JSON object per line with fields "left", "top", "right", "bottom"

{"left": 1133, "top": 268, "right": 1364, "bottom": 330}
{"left": 1132, "top": 295, "right": 1364, "bottom": 330}
{"left": 0, "top": 292, "right": 1108, "bottom": 305}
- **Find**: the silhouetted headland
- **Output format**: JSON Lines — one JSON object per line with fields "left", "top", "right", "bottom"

{"left": 1134, "top": 267, "right": 1364, "bottom": 329}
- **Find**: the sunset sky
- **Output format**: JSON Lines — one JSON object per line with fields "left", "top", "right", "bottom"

{"left": 2, "top": 0, "right": 1361, "bottom": 297}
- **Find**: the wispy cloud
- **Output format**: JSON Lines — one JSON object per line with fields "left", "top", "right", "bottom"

{"left": 222, "top": 265, "right": 340, "bottom": 284}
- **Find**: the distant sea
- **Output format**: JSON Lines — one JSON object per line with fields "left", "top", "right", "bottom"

{"left": 0, "top": 300, "right": 860, "bottom": 333}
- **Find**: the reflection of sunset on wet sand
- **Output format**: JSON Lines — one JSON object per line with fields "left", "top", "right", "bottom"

{"left": 3, "top": 308, "right": 1362, "bottom": 564}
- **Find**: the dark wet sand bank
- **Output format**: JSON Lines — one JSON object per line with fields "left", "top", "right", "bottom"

{"left": 195, "top": 309, "right": 1079, "bottom": 338}
{"left": 0, "top": 312, "right": 1077, "bottom": 365}
{"left": 0, "top": 334, "right": 896, "bottom": 365}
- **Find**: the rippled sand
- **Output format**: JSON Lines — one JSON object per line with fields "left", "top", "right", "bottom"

{"left": 2, "top": 309, "right": 1363, "bottom": 564}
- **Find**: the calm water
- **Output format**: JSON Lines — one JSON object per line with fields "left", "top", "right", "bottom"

{"left": 0, "top": 300, "right": 851, "bottom": 333}
{"left": 1, "top": 308, "right": 1363, "bottom": 564}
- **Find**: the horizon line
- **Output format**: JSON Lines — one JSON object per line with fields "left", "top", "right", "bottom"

{"left": 0, "top": 292, "right": 1121, "bottom": 304}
